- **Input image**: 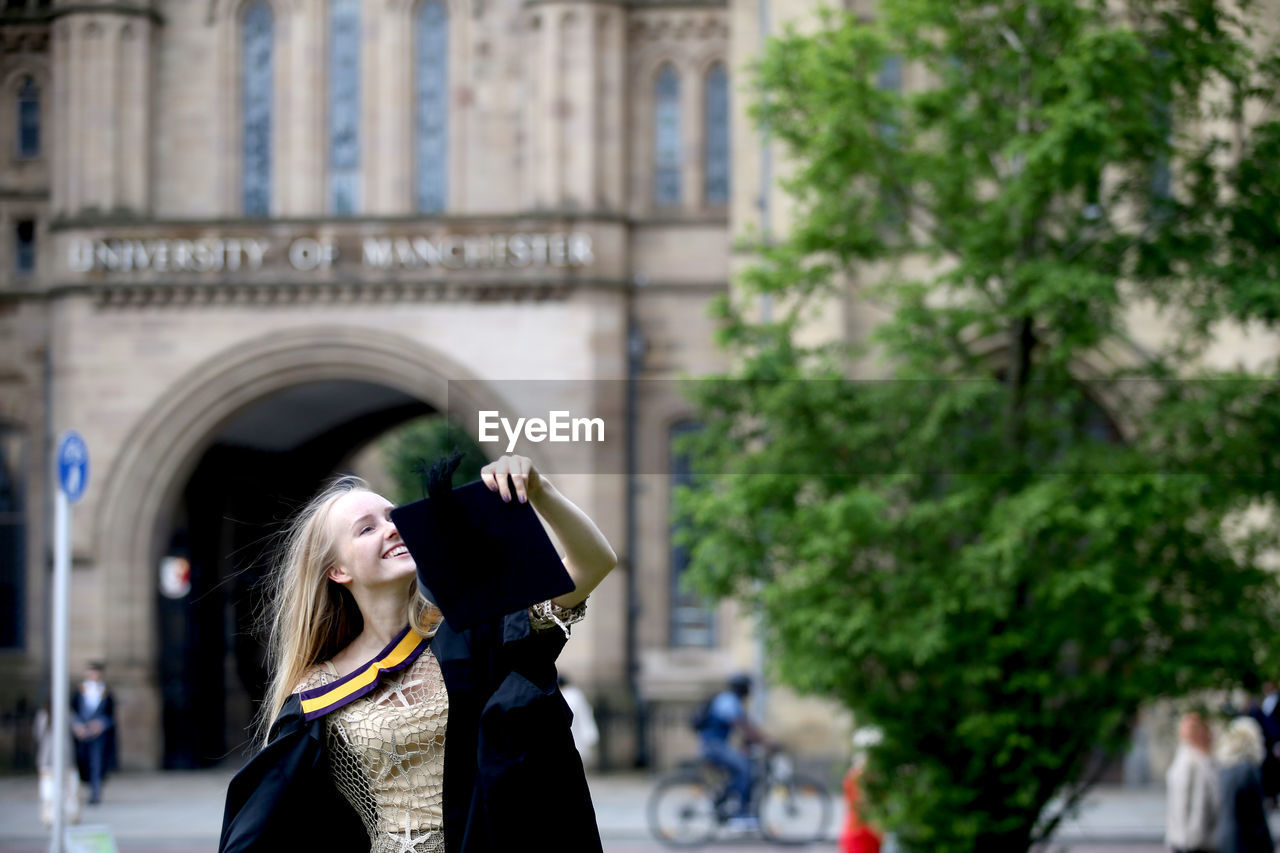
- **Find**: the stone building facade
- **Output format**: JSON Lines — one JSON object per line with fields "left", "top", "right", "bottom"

{"left": 9, "top": 0, "right": 1271, "bottom": 779}
{"left": 0, "top": 0, "right": 833, "bottom": 772}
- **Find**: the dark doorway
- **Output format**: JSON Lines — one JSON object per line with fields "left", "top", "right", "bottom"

{"left": 157, "top": 381, "right": 432, "bottom": 769}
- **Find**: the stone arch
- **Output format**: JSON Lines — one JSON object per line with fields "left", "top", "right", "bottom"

{"left": 2, "top": 62, "right": 50, "bottom": 96}
{"left": 958, "top": 329, "right": 1154, "bottom": 444}
{"left": 94, "top": 325, "right": 512, "bottom": 672}
{"left": 692, "top": 50, "right": 728, "bottom": 82}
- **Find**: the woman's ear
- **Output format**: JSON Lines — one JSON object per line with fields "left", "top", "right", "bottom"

{"left": 327, "top": 563, "right": 352, "bottom": 585}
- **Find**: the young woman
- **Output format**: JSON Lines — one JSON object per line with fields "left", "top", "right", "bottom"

{"left": 220, "top": 455, "right": 617, "bottom": 853}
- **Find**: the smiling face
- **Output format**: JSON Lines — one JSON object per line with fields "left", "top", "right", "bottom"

{"left": 326, "top": 490, "right": 416, "bottom": 592}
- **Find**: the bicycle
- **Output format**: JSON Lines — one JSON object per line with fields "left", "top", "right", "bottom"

{"left": 647, "top": 748, "right": 832, "bottom": 846}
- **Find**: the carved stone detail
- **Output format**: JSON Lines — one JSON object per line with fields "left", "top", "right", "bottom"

{"left": 0, "top": 27, "right": 52, "bottom": 54}
{"left": 628, "top": 12, "right": 727, "bottom": 42}
{"left": 91, "top": 279, "right": 577, "bottom": 309}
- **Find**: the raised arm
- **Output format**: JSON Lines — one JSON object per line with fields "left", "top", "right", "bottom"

{"left": 480, "top": 455, "right": 618, "bottom": 609}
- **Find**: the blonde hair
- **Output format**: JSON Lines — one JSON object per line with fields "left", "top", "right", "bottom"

{"left": 256, "top": 475, "right": 441, "bottom": 747}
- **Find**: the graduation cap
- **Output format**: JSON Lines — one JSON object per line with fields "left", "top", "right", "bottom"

{"left": 389, "top": 454, "right": 575, "bottom": 631}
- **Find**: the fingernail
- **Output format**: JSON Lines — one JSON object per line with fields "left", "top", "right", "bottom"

{"left": 520, "top": 495, "right": 527, "bottom": 504}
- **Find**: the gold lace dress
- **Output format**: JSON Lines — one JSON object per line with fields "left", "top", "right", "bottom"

{"left": 295, "top": 600, "right": 586, "bottom": 853}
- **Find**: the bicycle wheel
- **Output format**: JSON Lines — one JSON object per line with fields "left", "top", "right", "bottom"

{"left": 647, "top": 772, "right": 720, "bottom": 847}
{"left": 757, "top": 772, "right": 832, "bottom": 845}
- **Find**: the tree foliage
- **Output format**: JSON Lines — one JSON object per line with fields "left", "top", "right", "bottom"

{"left": 676, "top": 1, "right": 1280, "bottom": 849}
{"left": 380, "top": 415, "right": 488, "bottom": 506}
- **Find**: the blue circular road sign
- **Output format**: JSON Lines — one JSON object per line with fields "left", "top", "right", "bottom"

{"left": 57, "top": 432, "right": 89, "bottom": 503}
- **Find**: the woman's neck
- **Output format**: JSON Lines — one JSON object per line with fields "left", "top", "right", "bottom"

{"left": 349, "top": 585, "right": 410, "bottom": 656}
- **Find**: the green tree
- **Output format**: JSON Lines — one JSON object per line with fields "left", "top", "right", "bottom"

{"left": 677, "top": 1, "right": 1280, "bottom": 849}
{"left": 380, "top": 415, "right": 488, "bottom": 506}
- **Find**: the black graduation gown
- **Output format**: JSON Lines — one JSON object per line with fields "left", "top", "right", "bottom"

{"left": 220, "top": 608, "right": 602, "bottom": 853}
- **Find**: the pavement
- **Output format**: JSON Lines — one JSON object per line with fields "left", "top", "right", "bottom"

{"left": 0, "top": 769, "right": 1266, "bottom": 852}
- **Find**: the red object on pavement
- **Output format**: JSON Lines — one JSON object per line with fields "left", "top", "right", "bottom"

{"left": 839, "top": 766, "right": 882, "bottom": 853}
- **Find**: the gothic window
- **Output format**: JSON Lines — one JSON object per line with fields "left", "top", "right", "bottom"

{"left": 414, "top": 0, "right": 449, "bottom": 213}
{"left": 1151, "top": 92, "right": 1173, "bottom": 206}
{"left": 1147, "top": 46, "right": 1173, "bottom": 208}
{"left": 0, "top": 426, "right": 25, "bottom": 648}
{"left": 328, "top": 0, "right": 361, "bottom": 214}
{"left": 877, "top": 55, "right": 906, "bottom": 227}
{"left": 877, "top": 55, "right": 902, "bottom": 142}
{"left": 669, "top": 421, "right": 715, "bottom": 647}
{"left": 703, "top": 63, "right": 729, "bottom": 207}
{"left": 241, "top": 2, "right": 273, "bottom": 216}
{"left": 878, "top": 54, "right": 902, "bottom": 92}
{"left": 653, "top": 64, "right": 682, "bottom": 208}
{"left": 14, "top": 220, "right": 34, "bottom": 274}
{"left": 16, "top": 75, "right": 38, "bottom": 158}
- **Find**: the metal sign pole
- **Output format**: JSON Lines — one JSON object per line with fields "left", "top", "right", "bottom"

{"left": 50, "top": 431, "right": 87, "bottom": 853}
{"left": 50, "top": 488, "right": 70, "bottom": 853}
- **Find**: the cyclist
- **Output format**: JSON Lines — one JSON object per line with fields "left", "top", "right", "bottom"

{"left": 696, "top": 673, "right": 775, "bottom": 828}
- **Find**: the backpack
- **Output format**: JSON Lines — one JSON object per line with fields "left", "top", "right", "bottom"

{"left": 689, "top": 693, "right": 716, "bottom": 732}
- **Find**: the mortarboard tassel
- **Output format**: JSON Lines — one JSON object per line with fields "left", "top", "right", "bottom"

{"left": 424, "top": 449, "right": 465, "bottom": 501}
{"left": 418, "top": 451, "right": 474, "bottom": 596}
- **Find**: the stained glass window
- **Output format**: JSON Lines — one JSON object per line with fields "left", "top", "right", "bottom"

{"left": 328, "top": 0, "right": 361, "bottom": 214}
{"left": 654, "top": 64, "right": 682, "bottom": 208}
{"left": 16, "top": 76, "right": 38, "bottom": 158}
{"left": 703, "top": 63, "right": 729, "bottom": 206}
{"left": 415, "top": 1, "right": 449, "bottom": 213}
{"left": 669, "top": 422, "right": 715, "bottom": 647}
{"left": 242, "top": 2, "right": 272, "bottom": 216}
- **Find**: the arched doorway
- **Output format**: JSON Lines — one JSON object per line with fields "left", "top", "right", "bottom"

{"left": 159, "top": 379, "right": 432, "bottom": 768}
{"left": 93, "top": 327, "right": 510, "bottom": 768}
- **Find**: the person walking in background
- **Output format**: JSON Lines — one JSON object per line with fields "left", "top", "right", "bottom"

{"left": 71, "top": 661, "right": 116, "bottom": 806}
{"left": 1165, "top": 711, "right": 1219, "bottom": 853}
{"left": 558, "top": 674, "right": 600, "bottom": 769}
{"left": 1216, "top": 717, "right": 1274, "bottom": 853}
{"left": 35, "top": 699, "right": 81, "bottom": 827}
